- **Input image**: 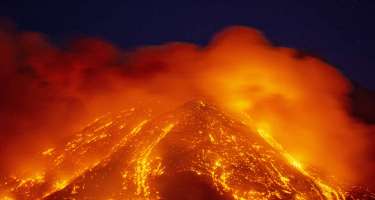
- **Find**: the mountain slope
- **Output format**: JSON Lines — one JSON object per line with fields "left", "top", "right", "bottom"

{"left": 43, "top": 100, "right": 345, "bottom": 200}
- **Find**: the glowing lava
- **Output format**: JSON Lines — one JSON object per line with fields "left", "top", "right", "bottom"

{"left": 1, "top": 100, "right": 355, "bottom": 199}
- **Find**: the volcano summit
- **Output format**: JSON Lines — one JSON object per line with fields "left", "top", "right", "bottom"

{"left": 1, "top": 100, "right": 369, "bottom": 199}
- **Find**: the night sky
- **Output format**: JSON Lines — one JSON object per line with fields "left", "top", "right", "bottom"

{"left": 1, "top": 0, "right": 374, "bottom": 89}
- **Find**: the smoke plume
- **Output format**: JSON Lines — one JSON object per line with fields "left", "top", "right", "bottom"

{"left": 0, "top": 24, "right": 373, "bottom": 188}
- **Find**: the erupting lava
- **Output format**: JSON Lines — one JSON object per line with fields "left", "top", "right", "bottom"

{"left": 1, "top": 101, "right": 349, "bottom": 199}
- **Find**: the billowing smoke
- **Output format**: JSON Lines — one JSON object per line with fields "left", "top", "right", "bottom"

{"left": 0, "top": 24, "right": 373, "bottom": 188}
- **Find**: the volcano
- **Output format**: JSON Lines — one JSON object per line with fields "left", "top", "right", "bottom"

{"left": 2, "top": 100, "right": 373, "bottom": 199}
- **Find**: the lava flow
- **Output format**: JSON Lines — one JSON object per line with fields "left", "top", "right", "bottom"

{"left": 0, "top": 100, "right": 350, "bottom": 199}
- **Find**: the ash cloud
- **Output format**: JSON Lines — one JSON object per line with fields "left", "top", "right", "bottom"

{"left": 0, "top": 23, "right": 374, "bottom": 188}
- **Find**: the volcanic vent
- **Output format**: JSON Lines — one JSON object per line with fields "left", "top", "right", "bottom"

{"left": 16, "top": 100, "right": 344, "bottom": 200}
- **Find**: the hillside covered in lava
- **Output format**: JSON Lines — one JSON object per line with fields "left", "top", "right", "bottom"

{"left": 1, "top": 100, "right": 356, "bottom": 199}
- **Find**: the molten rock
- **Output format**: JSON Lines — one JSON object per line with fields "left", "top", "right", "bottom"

{"left": 2, "top": 100, "right": 373, "bottom": 199}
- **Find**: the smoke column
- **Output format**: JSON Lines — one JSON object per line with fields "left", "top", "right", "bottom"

{"left": 0, "top": 24, "right": 373, "bottom": 188}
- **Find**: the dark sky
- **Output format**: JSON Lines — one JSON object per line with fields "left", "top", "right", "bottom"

{"left": 1, "top": 0, "right": 374, "bottom": 89}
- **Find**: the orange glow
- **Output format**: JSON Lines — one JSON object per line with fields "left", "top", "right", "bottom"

{"left": 0, "top": 26, "right": 374, "bottom": 198}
